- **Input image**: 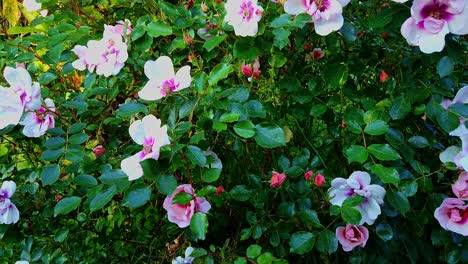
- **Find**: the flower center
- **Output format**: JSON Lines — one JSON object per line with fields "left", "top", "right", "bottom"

{"left": 314, "top": 0, "right": 325, "bottom": 10}
{"left": 239, "top": 1, "right": 255, "bottom": 21}
{"left": 420, "top": 3, "right": 451, "bottom": 20}
{"left": 160, "top": 78, "right": 179, "bottom": 96}
{"left": 142, "top": 137, "right": 155, "bottom": 156}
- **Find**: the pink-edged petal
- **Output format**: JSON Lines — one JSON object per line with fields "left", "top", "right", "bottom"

{"left": 195, "top": 197, "right": 211, "bottom": 213}
{"left": 401, "top": 17, "right": 421, "bottom": 46}
{"left": 121, "top": 153, "right": 144, "bottom": 181}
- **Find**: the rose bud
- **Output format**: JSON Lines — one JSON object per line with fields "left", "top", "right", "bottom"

{"left": 93, "top": 145, "right": 106, "bottom": 157}
{"left": 304, "top": 170, "right": 314, "bottom": 181}
{"left": 380, "top": 70, "right": 389, "bottom": 82}
{"left": 314, "top": 173, "right": 325, "bottom": 186}
{"left": 270, "top": 171, "right": 287, "bottom": 188}
{"left": 336, "top": 225, "right": 369, "bottom": 252}
{"left": 312, "top": 48, "right": 325, "bottom": 60}
{"left": 216, "top": 186, "right": 225, "bottom": 196}
{"left": 241, "top": 64, "right": 253, "bottom": 77}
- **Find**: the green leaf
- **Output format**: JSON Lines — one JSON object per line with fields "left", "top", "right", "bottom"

{"left": 386, "top": 191, "right": 410, "bottom": 215}
{"left": 203, "top": 35, "right": 227, "bottom": 52}
{"left": 437, "top": 56, "right": 454, "bottom": 78}
{"left": 315, "top": 230, "right": 338, "bottom": 254}
{"left": 270, "top": 14, "right": 291, "bottom": 28}
{"left": 367, "top": 11, "right": 392, "bottom": 28}
{"left": 156, "top": 175, "right": 177, "bottom": 195}
{"left": 38, "top": 73, "right": 57, "bottom": 85}
{"left": 408, "top": 136, "right": 430, "bottom": 148}
{"left": 172, "top": 192, "right": 193, "bottom": 205}
{"left": 15, "top": 53, "right": 35, "bottom": 63}
{"left": 367, "top": 144, "right": 401, "bottom": 161}
{"left": 254, "top": 123, "right": 286, "bottom": 148}
{"left": 74, "top": 174, "right": 98, "bottom": 188}
{"left": 246, "top": 245, "right": 262, "bottom": 259}
{"left": 44, "top": 137, "right": 66, "bottom": 149}
{"left": 186, "top": 145, "right": 207, "bottom": 166}
{"left": 123, "top": 184, "right": 152, "bottom": 208}
{"left": 41, "top": 164, "right": 60, "bottom": 186}
{"left": 289, "top": 232, "right": 315, "bottom": 255}
{"left": 54, "top": 197, "right": 81, "bottom": 217}
{"left": 208, "top": 63, "right": 233, "bottom": 86}
{"left": 436, "top": 110, "right": 460, "bottom": 133}
{"left": 233, "top": 39, "right": 261, "bottom": 61}
{"left": 364, "top": 120, "right": 389, "bottom": 135}
{"left": 68, "top": 123, "right": 87, "bottom": 134}
{"left": 390, "top": 96, "right": 411, "bottom": 120}
{"left": 325, "top": 63, "right": 348, "bottom": 89}
{"left": 449, "top": 104, "right": 468, "bottom": 118}
{"left": 345, "top": 145, "right": 368, "bottom": 164}
{"left": 376, "top": 222, "right": 393, "bottom": 241}
{"left": 298, "top": 209, "right": 322, "bottom": 228}
{"left": 229, "top": 185, "right": 251, "bottom": 201}
{"left": 68, "top": 132, "right": 88, "bottom": 145}
{"left": 54, "top": 229, "right": 69, "bottom": 242}
{"left": 371, "top": 164, "right": 400, "bottom": 185}
{"left": 342, "top": 196, "right": 365, "bottom": 207}
{"left": 272, "top": 28, "right": 291, "bottom": 50}
{"left": 146, "top": 20, "right": 173, "bottom": 37}
{"left": 234, "top": 120, "right": 256, "bottom": 138}
{"left": 202, "top": 168, "right": 221, "bottom": 183}
{"left": 190, "top": 212, "right": 208, "bottom": 240}
{"left": 309, "top": 104, "right": 327, "bottom": 116}
{"left": 115, "top": 102, "right": 147, "bottom": 117}
{"left": 89, "top": 185, "right": 117, "bottom": 212}
{"left": 3, "top": 0, "right": 21, "bottom": 26}
{"left": 341, "top": 207, "right": 362, "bottom": 225}
{"left": 219, "top": 112, "right": 240, "bottom": 123}
{"left": 41, "top": 149, "right": 64, "bottom": 161}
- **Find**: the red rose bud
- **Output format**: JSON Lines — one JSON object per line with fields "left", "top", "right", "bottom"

{"left": 93, "top": 145, "right": 106, "bottom": 157}
{"left": 314, "top": 173, "right": 325, "bottom": 187}
{"left": 216, "top": 186, "right": 224, "bottom": 195}
{"left": 341, "top": 120, "right": 347, "bottom": 128}
{"left": 312, "top": 48, "right": 325, "bottom": 60}
{"left": 357, "top": 31, "right": 363, "bottom": 38}
{"left": 381, "top": 32, "right": 389, "bottom": 38}
{"left": 184, "top": 34, "right": 193, "bottom": 45}
{"left": 55, "top": 195, "right": 63, "bottom": 202}
{"left": 270, "top": 171, "right": 287, "bottom": 188}
{"left": 380, "top": 70, "right": 389, "bottom": 83}
{"left": 241, "top": 64, "right": 253, "bottom": 77}
{"left": 304, "top": 42, "right": 311, "bottom": 51}
{"left": 215, "top": 0, "right": 222, "bottom": 3}
{"left": 252, "top": 69, "right": 261, "bottom": 79}
{"left": 304, "top": 170, "right": 314, "bottom": 181}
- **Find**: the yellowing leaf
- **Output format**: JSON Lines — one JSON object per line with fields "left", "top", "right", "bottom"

{"left": 3, "top": 0, "right": 21, "bottom": 26}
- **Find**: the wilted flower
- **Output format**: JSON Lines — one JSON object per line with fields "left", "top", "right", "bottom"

{"left": 163, "top": 184, "right": 211, "bottom": 228}
{"left": 329, "top": 171, "right": 386, "bottom": 225}
{"left": 336, "top": 224, "right": 369, "bottom": 251}
{"left": 20, "top": 98, "right": 55, "bottom": 138}
{"left": 284, "top": 0, "right": 350, "bottom": 36}
{"left": 224, "top": 0, "right": 264, "bottom": 37}
{"left": 23, "top": 0, "right": 41, "bottom": 11}
{"left": 103, "top": 19, "right": 132, "bottom": 38}
{"left": 270, "top": 171, "right": 287, "bottom": 188}
{"left": 312, "top": 48, "right": 325, "bottom": 60}
{"left": 452, "top": 172, "right": 468, "bottom": 199}
{"left": 315, "top": 173, "right": 325, "bottom": 186}
{"left": 0, "top": 181, "right": 20, "bottom": 225}
{"left": 172, "top": 247, "right": 195, "bottom": 264}
{"left": 434, "top": 198, "right": 468, "bottom": 236}
{"left": 401, "top": 0, "right": 468, "bottom": 54}
{"left": 138, "top": 56, "right": 192, "bottom": 101}
{"left": 121, "top": 115, "right": 170, "bottom": 181}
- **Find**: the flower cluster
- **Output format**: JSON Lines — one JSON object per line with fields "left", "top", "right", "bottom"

{"left": 0, "top": 67, "right": 55, "bottom": 137}
{"left": 163, "top": 184, "right": 211, "bottom": 228}
{"left": 329, "top": 171, "right": 386, "bottom": 251}
{"left": 120, "top": 114, "right": 170, "bottom": 181}
{"left": 241, "top": 57, "right": 261, "bottom": 81}
{"left": 72, "top": 21, "right": 130, "bottom": 77}
{"left": 0, "top": 181, "right": 20, "bottom": 224}
{"left": 401, "top": 0, "right": 468, "bottom": 53}
{"left": 284, "top": 0, "right": 350, "bottom": 36}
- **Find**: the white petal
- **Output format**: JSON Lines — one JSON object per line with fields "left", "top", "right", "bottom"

{"left": 121, "top": 154, "right": 144, "bottom": 181}
{"left": 284, "top": 0, "right": 308, "bottom": 15}
{"left": 448, "top": 5, "right": 468, "bottom": 35}
{"left": 4, "top": 67, "right": 32, "bottom": 90}
{"left": 348, "top": 171, "right": 371, "bottom": 188}
{"left": 1, "top": 202, "right": 20, "bottom": 224}
{"left": 453, "top": 86, "right": 468, "bottom": 104}
{"left": 175, "top": 66, "right": 192, "bottom": 91}
{"left": 440, "top": 146, "right": 461, "bottom": 163}
{"left": 128, "top": 119, "right": 145, "bottom": 145}
{"left": 0, "top": 88, "right": 23, "bottom": 130}
{"left": 418, "top": 23, "right": 449, "bottom": 54}
{"left": 1, "top": 181, "right": 16, "bottom": 198}
{"left": 144, "top": 56, "right": 175, "bottom": 84}
{"left": 138, "top": 80, "right": 164, "bottom": 101}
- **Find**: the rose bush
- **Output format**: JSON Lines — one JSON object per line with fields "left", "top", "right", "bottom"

{"left": 0, "top": 0, "right": 467, "bottom": 263}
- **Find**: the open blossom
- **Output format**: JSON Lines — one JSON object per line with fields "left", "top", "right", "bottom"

{"left": 23, "top": 0, "right": 41, "bottom": 11}
{"left": 138, "top": 56, "right": 192, "bottom": 101}
{"left": 121, "top": 115, "right": 170, "bottom": 180}
{"left": 329, "top": 171, "right": 386, "bottom": 225}
{"left": 401, "top": 0, "right": 468, "bottom": 54}
{"left": 284, "top": 0, "right": 350, "bottom": 36}
{"left": 224, "top": 0, "right": 264, "bottom": 37}
{"left": 434, "top": 198, "right": 468, "bottom": 236}
{"left": 452, "top": 172, "right": 468, "bottom": 199}
{"left": 0, "top": 181, "right": 20, "bottom": 224}
{"left": 104, "top": 19, "right": 132, "bottom": 38}
{"left": 163, "top": 184, "right": 211, "bottom": 228}
{"left": 20, "top": 98, "right": 55, "bottom": 138}
{"left": 172, "top": 247, "right": 195, "bottom": 264}
{"left": 336, "top": 224, "right": 369, "bottom": 251}
{"left": 72, "top": 30, "right": 128, "bottom": 77}
{"left": 270, "top": 171, "right": 287, "bottom": 188}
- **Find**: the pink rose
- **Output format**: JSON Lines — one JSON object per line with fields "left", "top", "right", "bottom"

{"left": 93, "top": 145, "right": 106, "bottom": 158}
{"left": 452, "top": 172, "right": 468, "bottom": 200}
{"left": 163, "top": 184, "right": 211, "bottom": 228}
{"left": 434, "top": 198, "right": 468, "bottom": 236}
{"left": 314, "top": 173, "right": 325, "bottom": 187}
{"left": 270, "top": 171, "right": 287, "bottom": 188}
{"left": 336, "top": 224, "right": 369, "bottom": 252}
{"left": 304, "top": 170, "right": 313, "bottom": 181}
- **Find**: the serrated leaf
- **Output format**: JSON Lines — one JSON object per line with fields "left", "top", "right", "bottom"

{"left": 146, "top": 20, "right": 172, "bottom": 37}
{"left": 345, "top": 145, "right": 368, "bottom": 164}
{"left": 289, "top": 232, "right": 315, "bottom": 255}
{"left": 341, "top": 207, "right": 362, "bottom": 225}
{"left": 315, "top": 230, "right": 338, "bottom": 254}
{"left": 371, "top": 164, "right": 400, "bottom": 185}
{"left": 208, "top": 63, "right": 233, "bottom": 86}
